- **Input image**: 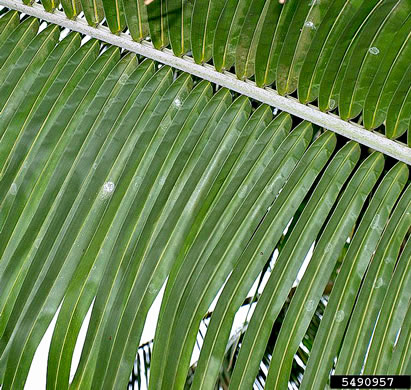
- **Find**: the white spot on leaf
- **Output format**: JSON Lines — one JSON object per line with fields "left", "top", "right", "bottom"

{"left": 134, "top": 176, "right": 143, "bottom": 188}
{"left": 368, "top": 47, "right": 380, "bottom": 55}
{"left": 305, "top": 300, "right": 315, "bottom": 312}
{"left": 103, "top": 181, "right": 115, "bottom": 193}
{"left": 304, "top": 21, "right": 316, "bottom": 30}
{"left": 335, "top": 310, "right": 345, "bottom": 323}
{"left": 374, "top": 277, "right": 384, "bottom": 289}
{"left": 384, "top": 256, "right": 392, "bottom": 264}
{"left": 101, "top": 181, "right": 115, "bottom": 199}
{"left": 9, "top": 183, "right": 17, "bottom": 195}
{"left": 174, "top": 98, "right": 182, "bottom": 107}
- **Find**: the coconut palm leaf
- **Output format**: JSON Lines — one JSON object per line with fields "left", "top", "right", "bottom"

{"left": 0, "top": 5, "right": 410, "bottom": 390}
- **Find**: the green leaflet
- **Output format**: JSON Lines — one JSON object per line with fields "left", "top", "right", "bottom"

{"left": 213, "top": 0, "right": 251, "bottom": 72}
{"left": 0, "top": 31, "right": 80, "bottom": 142}
{"left": 386, "top": 74, "right": 411, "bottom": 139}
{"left": 41, "top": 0, "right": 60, "bottom": 12}
{"left": 0, "top": 34, "right": 82, "bottom": 245}
{"left": 230, "top": 150, "right": 384, "bottom": 390}
{"left": 298, "top": 0, "right": 363, "bottom": 104}
{"left": 235, "top": 0, "right": 269, "bottom": 80}
{"left": 255, "top": 0, "right": 298, "bottom": 88}
{"left": 338, "top": 0, "right": 409, "bottom": 121}
{"left": 0, "top": 40, "right": 100, "bottom": 254}
{"left": 45, "top": 53, "right": 142, "bottom": 390}
{"left": 102, "top": 0, "right": 126, "bottom": 33}
{"left": 0, "top": 46, "right": 119, "bottom": 390}
{"left": 363, "top": 17, "right": 411, "bottom": 130}
{"left": 152, "top": 111, "right": 297, "bottom": 390}
{"left": 388, "top": 302, "right": 411, "bottom": 375}
{"left": 0, "top": 17, "right": 39, "bottom": 75}
{"left": 335, "top": 183, "right": 411, "bottom": 374}
{"left": 276, "top": 0, "right": 331, "bottom": 95}
{"left": 66, "top": 65, "right": 178, "bottom": 390}
{"left": 89, "top": 71, "right": 197, "bottom": 389}
{"left": 147, "top": 0, "right": 169, "bottom": 49}
{"left": 191, "top": 0, "right": 228, "bottom": 64}
{"left": 70, "top": 86, "right": 231, "bottom": 390}
{"left": 61, "top": 0, "right": 83, "bottom": 20}
{"left": 0, "top": 24, "right": 59, "bottom": 112}
{"left": 154, "top": 104, "right": 277, "bottom": 317}
{"left": 81, "top": 0, "right": 104, "bottom": 26}
{"left": 254, "top": 0, "right": 282, "bottom": 87}
{"left": 167, "top": 0, "right": 192, "bottom": 56}
{"left": 123, "top": 0, "right": 149, "bottom": 41}
{"left": 299, "top": 162, "right": 408, "bottom": 390}
{"left": 47, "top": 58, "right": 158, "bottom": 390}
{"left": 363, "top": 237, "right": 411, "bottom": 374}
{"left": 149, "top": 105, "right": 280, "bottom": 383}
{"left": 192, "top": 140, "right": 360, "bottom": 390}
{"left": 225, "top": 131, "right": 337, "bottom": 390}
{"left": 96, "top": 95, "right": 252, "bottom": 390}
{"left": 409, "top": 121, "right": 411, "bottom": 147}
{"left": 318, "top": 0, "right": 380, "bottom": 112}
{"left": 0, "top": 11, "right": 19, "bottom": 46}
{"left": 22, "top": 0, "right": 34, "bottom": 7}
{"left": 3, "top": 59, "right": 165, "bottom": 387}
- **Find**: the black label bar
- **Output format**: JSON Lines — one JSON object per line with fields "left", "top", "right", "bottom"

{"left": 330, "top": 375, "right": 410, "bottom": 389}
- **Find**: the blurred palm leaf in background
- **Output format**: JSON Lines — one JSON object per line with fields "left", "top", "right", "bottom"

{"left": 0, "top": 2, "right": 410, "bottom": 390}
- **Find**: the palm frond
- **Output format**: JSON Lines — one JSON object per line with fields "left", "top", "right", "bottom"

{"left": 0, "top": 7, "right": 410, "bottom": 390}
